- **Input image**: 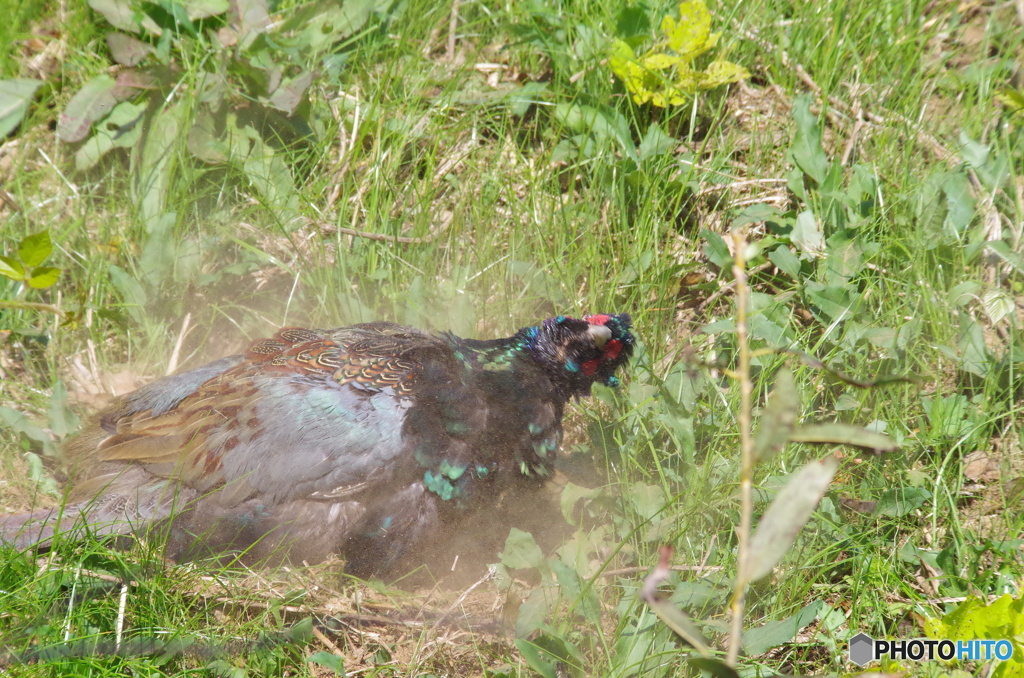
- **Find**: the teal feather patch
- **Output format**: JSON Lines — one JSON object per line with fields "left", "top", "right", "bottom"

{"left": 423, "top": 471, "right": 457, "bottom": 500}
{"left": 438, "top": 459, "right": 467, "bottom": 480}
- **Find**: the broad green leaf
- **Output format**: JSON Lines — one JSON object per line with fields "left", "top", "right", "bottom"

{"left": 0, "top": 255, "right": 25, "bottom": 280}
{"left": 238, "top": 129, "right": 301, "bottom": 224}
{"left": 729, "top": 202, "right": 784, "bottom": 230}
{"left": 741, "top": 457, "right": 838, "bottom": 583}
{"left": 74, "top": 100, "right": 146, "bottom": 171}
{"left": 752, "top": 368, "right": 798, "bottom": 463}
{"left": 688, "top": 658, "right": 740, "bottom": 678}
{"left": 662, "top": 1, "right": 712, "bottom": 58}
{"left": 57, "top": 74, "right": 121, "bottom": 142}
{"left": 178, "top": 0, "right": 229, "bottom": 19}
{"left": 942, "top": 170, "right": 975, "bottom": 236}
{"left": 306, "top": 652, "right": 344, "bottom": 674}
{"left": 135, "top": 103, "right": 184, "bottom": 227}
{"left": 805, "top": 281, "right": 858, "bottom": 322}
{"left": 637, "top": 123, "right": 676, "bottom": 160}
{"left": 874, "top": 487, "right": 931, "bottom": 517}
{"left": 769, "top": 245, "right": 802, "bottom": 279}
{"left": 500, "top": 528, "right": 546, "bottom": 570}
{"left": 515, "top": 588, "right": 551, "bottom": 638}
{"left": 0, "top": 78, "right": 43, "bottom": 137}
{"left": 48, "top": 380, "right": 79, "bottom": 440}
{"left": 88, "top": 0, "right": 161, "bottom": 33}
{"left": 289, "top": 0, "right": 379, "bottom": 53}
{"left": 550, "top": 559, "right": 601, "bottom": 623}
{"left": 700, "top": 228, "right": 732, "bottom": 269}
{"left": 27, "top": 266, "right": 60, "bottom": 289}
{"left": 553, "top": 103, "right": 636, "bottom": 157}
{"left": 982, "top": 289, "right": 1015, "bottom": 324}
{"left": 0, "top": 406, "right": 57, "bottom": 456}
{"left": 791, "top": 209, "right": 825, "bottom": 257}
{"left": 559, "top": 482, "right": 602, "bottom": 524}
{"left": 108, "top": 263, "right": 148, "bottom": 324}
{"left": 790, "top": 94, "right": 828, "bottom": 185}
{"left": 956, "top": 315, "right": 991, "bottom": 376}
{"left": 788, "top": 423, "right": 897, "bottom": 451}
{"left": 18, "top": 231, "right": 52, "bottom": 267}
{"left": 987, "top": 240, "right": 1024, "bottom": 276}
{"left": 645, "top": 596, "right": 712, "bottom": 653}
{"left": 742, "top": 601, "right": 824, "bottom": 655}
{"left": 265, "top": 71, "right": 313, "bottom": 114}
{"left": 514, "top": 639, "right": 557, "bottom": 678}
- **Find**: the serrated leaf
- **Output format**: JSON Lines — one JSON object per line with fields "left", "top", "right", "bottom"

{"left": 18, "top": 231, "right": 52, "bottom": 267}
{"left": 57, "top": 74, "right": 121, "bottom": 142}
{"left": 740, "top": 457, "right": 837, "bottom": 583}
{"left": 788, "top": 423, "right": 897, "bottom": 451}
{"left": 0, "top": 78, "right": 44, "bottom": 137}
{"left": 701, "top": 60, "right": 750, "bottom": 88}
{"left": 982, "top": 289, "right": 1015, "bottom": 324}
{"left": 27, "top": 266, "right": 60, "bottom": 289}
{"left": 752, "top": 368, "right": 798, "bottom": 463}
{"left": 609, "top": 41, "right": 671, "bottom": 106}
{"left": 642, "top": 53, "right": 679, "bottom": 70}
{"left": 663, "top": 1, "right": 712, "bottom": 58}
{"left": 0, "top": 255, "right": 25, "bottom": 280}
{"left": 500, "top": 528, "right": 546, "bottom": 570}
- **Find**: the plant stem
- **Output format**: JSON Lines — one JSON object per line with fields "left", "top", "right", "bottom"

{"left": 726, "top": 228, "right": 754, "bottom": 666}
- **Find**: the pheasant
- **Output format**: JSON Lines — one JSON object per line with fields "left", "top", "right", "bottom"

{"left": 0, "top": 314, "right": 633, "bottom": 577}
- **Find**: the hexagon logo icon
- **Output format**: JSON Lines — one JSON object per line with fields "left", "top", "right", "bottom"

{"left": 849, "top": 632, "right": 875, "bottom": 666}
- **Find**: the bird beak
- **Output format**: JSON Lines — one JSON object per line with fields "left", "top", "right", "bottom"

{"left": 588, "top": 324, "right": 612, "bottom": 349}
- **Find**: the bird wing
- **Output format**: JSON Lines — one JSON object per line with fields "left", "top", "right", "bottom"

{"left": 86, "top": 325, "right": 451, "bottom": 506}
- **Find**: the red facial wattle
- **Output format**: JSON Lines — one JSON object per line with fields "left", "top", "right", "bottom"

{"left": 581, "top": 338, "right": 623, "bottom": 376}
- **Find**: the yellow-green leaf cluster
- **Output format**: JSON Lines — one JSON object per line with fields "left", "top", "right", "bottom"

{"left": 924, "top": 595, "right": 1024, "bottom": 677}
{"left": 609, "top": 0, "right": 749, "bottom": 107}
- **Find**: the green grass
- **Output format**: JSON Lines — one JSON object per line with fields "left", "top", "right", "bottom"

{"left": 1, "top": 0, "right": 1023, "bottom": 674}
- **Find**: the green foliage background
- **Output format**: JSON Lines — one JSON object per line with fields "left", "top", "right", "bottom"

{"left": 0, "top": 0, "right": 1022, "bottom": 675}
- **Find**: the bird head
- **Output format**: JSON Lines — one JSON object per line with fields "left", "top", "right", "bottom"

{"left": 525, "top": 313, "right": 634, "bottom": 395}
